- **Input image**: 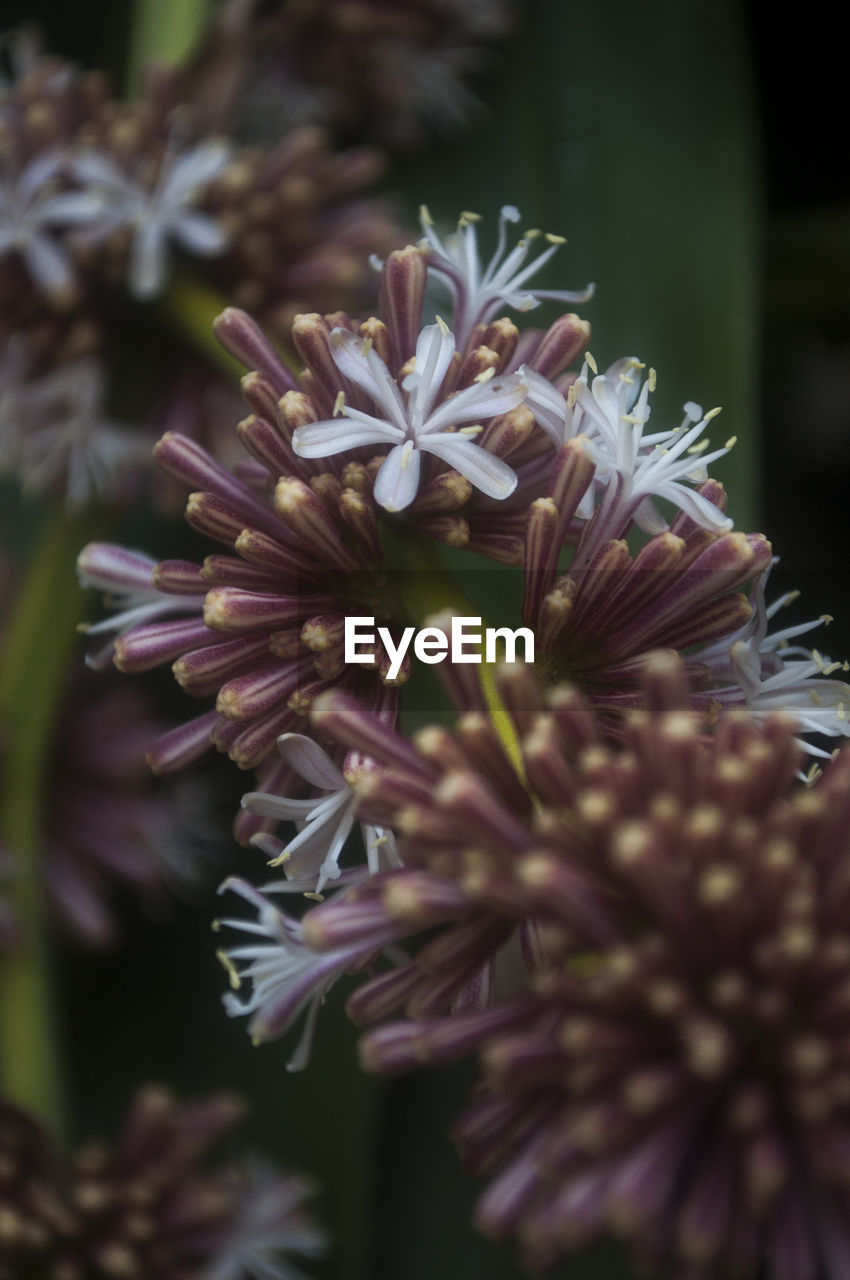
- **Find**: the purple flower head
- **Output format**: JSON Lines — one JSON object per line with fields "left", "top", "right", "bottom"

{"left": 0, "top": 1086, "right": 325, "bottom": 1279}
{"left": 262, "top": 658, "right": 850, "bottom": 1278}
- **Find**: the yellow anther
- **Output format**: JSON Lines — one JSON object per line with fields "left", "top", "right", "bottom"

{"left": 304, "top": 891, "right": 324, "bottom": 902}
{"left": 474, "top": 366, "right": 496, "bottom": 384}
{"left": 648, "top": 367, "right": 657, "bottom": 391}
{"left": 216, "top": 949, "right": 241, "bottom": 990}
{"left": 585, "top": 351, "right": 598, "bottom": 375}
{"left": 267, "top": 848, "right": 291, "bottom": 867}
{"left": 460, "top": 210, "right": 482, "bottom": 222}
{"left": 545, "top": 232, "right": 566, "bottom": 245}
{"left": 360, "top": 336, "right": 373, "bottom": 357}
{"left": 332, "top": 391, "right": 346, "bottom": 418}
{"left": 459, "top": 424, "right": 483, "bottom": 435}
{"left": 524, "top": 228, "right": 541, "bottom": 239}
{"left": 704, "top": 406, "right": 723, "bottom": 420}
{"left": 567, "top": 384, "right": 578, "bottom": 408}
{"left": 820, "top": 613, "right": 834, "bottom": 624}
{"left": 725, "top": 436, "right": 737, "bottom": 449}
{"left": 435, "top": 314, "right": 450, "bottom": 336}
{"left": 419, "top": 204, "right": 433, "bottom": 226}
{"left": 687, "top": 440, "right": 709, "bottom": 455}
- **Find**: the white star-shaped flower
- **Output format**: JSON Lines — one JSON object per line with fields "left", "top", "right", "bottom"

{"left": 70, "top": 138, "right": 231, "bottom": 298}
{"left": 243, "top": 733, "right": 401, "bottom": 894}
{"left": 11, "top": 358, "right": 153, "bottom": 509}
{"left": 417, "top": 204, "right": 593, "bottom": 344}
{"left": 77, "top": 541, "right": 205, "bottom": 670}
{"left": 522, "top": 357, "right": 734, "bottom": 535}
{"left": 292, "top": 320, "right": 525, "bottom": 512}
{"left": 215, "top": 878, "right": 376, "bottom": 1067}
{"left": 0, "top": 149, "right": 106, "bottom": 296}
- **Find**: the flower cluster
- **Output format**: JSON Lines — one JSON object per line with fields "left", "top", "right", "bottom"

{"left": 0, "top": 1086, "right": 325, "bottom": 1280}
{"left": 264, "top": 659, "right": 850, "bottom": 1278}
{"left": 73, "top": 201, "right": 850, "bottom": 1274}
{"left": 75, "top": 208, "right": 591, "bottom": 787}
{"left": 177, "top": 0, "right": 518, "bottom": 146}
{"left": 0, "top": 37, "right": 400, "bottom": 507}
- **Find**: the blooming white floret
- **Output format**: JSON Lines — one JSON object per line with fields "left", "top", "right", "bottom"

{"left": 215, "top": 878, "right": 372, "bottom": 1068}
{"left": 292, "top": 321, "right": 524, "bottom": 511}
{"left": 242, "top": 733, "right": 401, "bottom": 893}
{"left": 522, "top": 357, "right": 734, "bottom": 536}
{"left": 731, "top": 640, "right": 850, "bottom": 754}
{"left": 6, "top": 357, "right": 153, "bottom": 509}
{"left": 418, "top": 204, "right": 593, "bottom": 344}
{"left": 202, "top": 1164, "right": 327, "bottom": 1280}
{"left": 70, "top": 138, "right": 230, "bottom": 298}
{"left": 0, "top": 149, "right": 106, "bottom": 296}
{"left": 77, "top": 541, "right": 204, "bottom": 669}
{"left": 701, "top": 562, "right": 850, "bottom": 755}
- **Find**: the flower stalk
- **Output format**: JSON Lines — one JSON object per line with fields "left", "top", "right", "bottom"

{"left": 126, "top": 0, "right": 211, "bottom": 95}
{"left": 0, "top": 507, "right": 105, "bottom": 1135}
{"left": 382, "top": 528, "right": 526, "bottom": 776}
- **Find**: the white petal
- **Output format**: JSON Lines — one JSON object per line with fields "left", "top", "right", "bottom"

{"left": 19, "top": 149, "right": 66, "bottom": 200}
{"left": 519, "top": 365, "right": 568, "bottom": 446}
{"left": 373, "top": 442, "right": 422, "bottom": 511}
{"left": 37, "top": 189, "right": 109, "bottom": 226}
{"left": 404, "top": 323, "right": 456, "bottom": 422}
{"left": 653, "top": 482, "right": 733, "bottom": 532}
{"left": 24, "top": 232, "right": 73, "bottom": 295}
{"left": 242, "top": 793, "right": 321, "bottom": 820}
{"left": 160, "top": 139, "right": 231, "bottom": 201}
{"left": 128, "top": 218, "right": 168, "bottom": 299}
{"left": 69, "top": 150, "right": 130, "bottom": 191}
{"left": 276, "top": 733, "right": 346, "bottom": 790}
{"left": 173, "top": 210, "right": 229, "bottom": 257}
{"left": 422, "top": 373, "right": 525, "bottom": 435}
{"left": 292, "top": 415, "right": 402, "bottom": 458}
{"left": 418, "top": 435, "right": 517, "bottom": 500}
{"left": 328, "top": 329, "right": 408, "bottom": 431}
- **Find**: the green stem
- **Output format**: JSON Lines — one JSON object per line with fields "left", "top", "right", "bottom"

{"left": 161, "top": 276, "right": 303, "bottom": 383}
{"left": 387, "top": 532, "right": 526, "bottom": 777}
{"left": 163, "top": 277, "right": 247, "bottom": 380}
{"left": 125, "top": 0, "right": 211, "bottom": 96}
{"left": 0, "top": 508, "right": 104, "bottom": 1134}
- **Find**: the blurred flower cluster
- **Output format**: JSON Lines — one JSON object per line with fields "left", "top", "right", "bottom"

{"left": 176, "top": 0, "right": 517, "bottom": 145}
{"left": 0, "top": 1085, "right": 325, "bottom": 1279}
{"left": 0, "top": 26, "right": 401, "bottom": 509}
